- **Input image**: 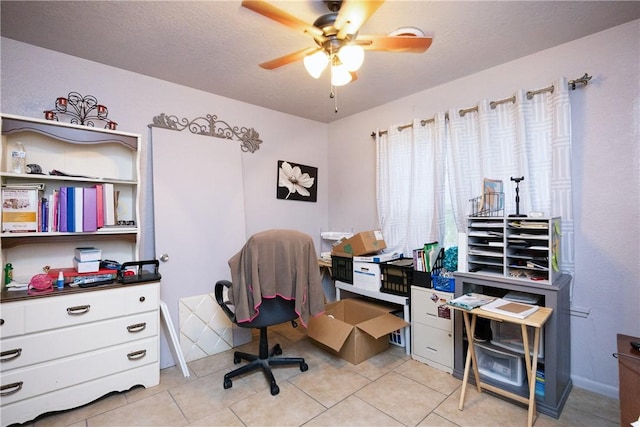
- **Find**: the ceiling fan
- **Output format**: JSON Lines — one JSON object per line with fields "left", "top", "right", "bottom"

{"left": 242, "top": 0, "right": 433, "bottom": 87}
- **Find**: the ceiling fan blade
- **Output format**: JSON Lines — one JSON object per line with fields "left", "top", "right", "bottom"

{"left": 335, "top": 0, "right": 385, "bottom": 40}
{"left": 357, "top": 35, "right": 433, "bottom": 53}
{"left": 259, "top": 47, "right": 321, "bottom": 70}
{"left": 242, "top": 0, "right": 323, "bottom": 38}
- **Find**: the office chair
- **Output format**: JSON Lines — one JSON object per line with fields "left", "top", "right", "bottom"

{"left": 214, "top": 229, "right": 325, "bottom": 396}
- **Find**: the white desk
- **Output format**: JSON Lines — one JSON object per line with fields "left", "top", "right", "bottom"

{"left": 451, "top": 304, "right": 552, "bottom": 427}
{"left": 334, "top": 280, "right": 411, "bottom": 355}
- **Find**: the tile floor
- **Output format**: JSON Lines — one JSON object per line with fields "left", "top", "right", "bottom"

{"left": 21, "top": 323, "right": 619, "bottom": 427}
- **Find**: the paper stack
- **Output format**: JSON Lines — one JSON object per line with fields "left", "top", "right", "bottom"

{"left": 480, "top": 298, "right": 540, "bottom": 319}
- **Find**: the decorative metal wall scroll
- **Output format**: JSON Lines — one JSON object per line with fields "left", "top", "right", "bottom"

{"left": 149, "top": 113, "right": 262, "bottom": 153}
{"left": 44, "top": 92, "right": 117, "bottom": 130}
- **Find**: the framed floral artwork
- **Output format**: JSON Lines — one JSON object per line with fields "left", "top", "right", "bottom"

{"left": 277, "top": 160, "right": 317, "bottom": 202}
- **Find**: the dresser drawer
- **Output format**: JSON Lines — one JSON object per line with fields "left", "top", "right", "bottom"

{"left": 0, "top": 310, "right": 158, "bottom": 372}
{"left": 411, "top": 288, "right": 452, "bottom": 331}
{"left": 0, "top": 336, "right": 158, "bottom": 405}
{"left": 123, "top": 283, "right": 159, "bottom": 314}
{"left": 0, "top": 302, "right": 25, "bottom": 339}
{"left": 412, "top": 322, "right": 453, "bottom": 369}
{"left": 23, "top": 283, "right": 159, "bottom": 334}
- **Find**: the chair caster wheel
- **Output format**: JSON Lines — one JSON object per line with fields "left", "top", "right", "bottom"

{"left": 233, "top": 356, "right": 241, "bottom": 364}
{"left": 223, "top": 378, "right": 233, "bottom": 389}
{"left": 270, "top": 384, "right": 280, "bottom": 395}
{"left": 274, "top": 344, "right": 282, "bottom": 356}
{"left": 300, "top": 362, "right": 308, "bottom": 372}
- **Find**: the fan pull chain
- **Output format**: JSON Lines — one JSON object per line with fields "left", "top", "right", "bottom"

{"left": 329, "top": 59, "right": 338, "bottom": 113}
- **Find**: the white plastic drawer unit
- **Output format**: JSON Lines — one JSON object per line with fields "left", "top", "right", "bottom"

{"left": 474, "top": 342, "right": 524, "bottom": 387}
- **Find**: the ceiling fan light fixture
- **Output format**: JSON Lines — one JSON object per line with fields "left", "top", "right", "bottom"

{"left": 331, "top": 61, "right": 352, "bottom": 86}
{"left": 303, "top": 50, "right": 329, "bottom": 78}
{"left": 337, "top": 44, "right": 365, "bottom": 71}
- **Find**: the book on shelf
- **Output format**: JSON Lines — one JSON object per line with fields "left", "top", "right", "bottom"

{"left": 83, "top": 186, "right": 98, "bottom": 232}
{"left": 1, "top": 186, "right": 40, "bottom": 232}
{"left": 95, "top": 184, "right": 105, "bottom": 228}
{"left": 480, "top": 298, "right": 540, "bottom": 319}
{"left": 448, "top": 293, "right": 496, "bottom": 310}
{"left": 48, "top": 192, "right": 56, "bottom": 232}
{"left": 66, "top": 186, "right": 76, "bottom": 232}
{"left": 74, "top": 247, "right": 102, "bottom": 262}
{"left": 73, "top": 187, "right": 84, "bottom": 232}
{"left": 38, "top": 197, "right": 48, "bottom": 232}
{"left": 103, "top": 183, "right": 116, "bottom": 226}
{"left": 59, "top": 187, "right": 68, "bottom": 232}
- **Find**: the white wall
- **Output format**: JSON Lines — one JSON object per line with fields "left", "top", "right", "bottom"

{"left": 327, "top": 20, "right": 640, "bottom": 398}
{"left": 1, "top": 38, "right": 329, "bottom": 367}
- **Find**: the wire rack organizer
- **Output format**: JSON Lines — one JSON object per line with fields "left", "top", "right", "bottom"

{"left": 469, "top": 192, "right": 504, "bottom": 217}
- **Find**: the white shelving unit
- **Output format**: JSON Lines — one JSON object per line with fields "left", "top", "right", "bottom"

{"left": 335, "top": 280, "right": 411, "bottom": 355}
{"left": 0, "top": 114, "right": 159, "bottom": 426}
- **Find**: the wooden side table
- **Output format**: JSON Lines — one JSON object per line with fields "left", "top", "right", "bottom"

{"left": 451, "top": 304, "right": 553, "bottom": 427}
{"left": 616, "top": 333, "right": 640, "bottom": 426}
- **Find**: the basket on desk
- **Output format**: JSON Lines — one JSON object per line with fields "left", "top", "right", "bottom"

{"left": 432, "top": 274, "right": 455, "bottom": 292}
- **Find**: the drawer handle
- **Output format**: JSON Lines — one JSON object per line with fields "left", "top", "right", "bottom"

{"left": 426, "top": 346, "right": 439, "bottom": 353}
{"left": 0, "top": 348, "right": 22, "bottom": 362}
{"left": 0, "top": 318, "right": 4, "bottom": 325}
{"left": 67, "top": 305, "right": 91, "bottom": 315}
{"left": 139, "top": 296, "right": 146, "bottom": 302}
{"left": 0, "top": 381, "right": 24, "bottom": 396}
{"left": 127, "top": 350, "right": 147, "bottom": 360}
{"left": 127, "top": 322, "right": 147, "bottom": 333}
{"left": 426, "top": 313, "right": 437, "bottom": 318}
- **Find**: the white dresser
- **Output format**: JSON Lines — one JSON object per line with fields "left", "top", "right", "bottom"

{"left": 0, "top": 282, "right": 160, "bottom": 426}
{"left": 411, "top": 286, "right": 454, "bottom": 373}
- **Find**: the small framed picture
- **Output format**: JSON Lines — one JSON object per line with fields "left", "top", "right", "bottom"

{"left": 276, "top": 160, "right": 317, "bottom": 202}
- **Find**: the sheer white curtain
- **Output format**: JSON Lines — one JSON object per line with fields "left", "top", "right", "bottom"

{"left": 375, "top": 115, "right": 447, "bottom": 256}
{"left": 447, "top": 77, "right": 574, "bottom": 274}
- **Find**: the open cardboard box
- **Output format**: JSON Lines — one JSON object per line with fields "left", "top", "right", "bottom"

{"left": 307, "top": 298, "right": 408, "bottom": 364}
{"left": 331, "top": 230, "right": 386, "bottom": 257}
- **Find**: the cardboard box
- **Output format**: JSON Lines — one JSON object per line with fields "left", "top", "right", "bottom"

{"left": 353, "top": 261, "right": 381, "bottom": 292}
{"left": 331, "top": 230, "right": 386, "bottom": 257}
{"left": 307, "top": 298, "right": 409, "bottom": 364}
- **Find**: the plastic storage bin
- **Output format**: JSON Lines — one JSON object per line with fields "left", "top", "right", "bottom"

{"left": 474, "top": 342, "right": 524, "bottom": 387}
{"left": 490, "top": 320, "right": 544, "bottom": 358}
{"left": 380, "top": 258, "right": 413, "bottom": 296}
{"left": 331, "top": 255, "right": 353, "bottom": 284}
{"left": 432, "top": 274, "right": 455, "bottom": 292}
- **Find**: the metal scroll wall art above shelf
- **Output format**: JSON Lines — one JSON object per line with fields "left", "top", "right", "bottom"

{"left": 149, "top": 113, "right": 262, "bottom": 153}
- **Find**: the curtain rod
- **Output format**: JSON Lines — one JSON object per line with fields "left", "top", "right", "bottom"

{"left": 371, "top": 73, "right": 592, "bottom": 138}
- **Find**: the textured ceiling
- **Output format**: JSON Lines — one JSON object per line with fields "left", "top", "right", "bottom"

{"left": 2, "top": 1, "right": 639, "bottom": 123}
